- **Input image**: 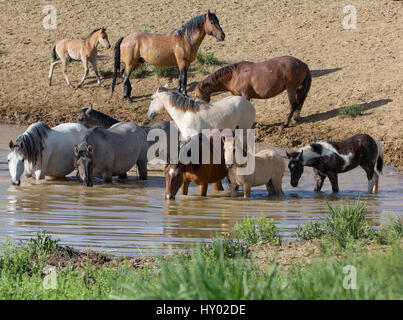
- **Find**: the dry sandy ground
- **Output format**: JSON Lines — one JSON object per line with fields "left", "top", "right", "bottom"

{"left": 0, "top": 0, "right": 402, "bottom": 170}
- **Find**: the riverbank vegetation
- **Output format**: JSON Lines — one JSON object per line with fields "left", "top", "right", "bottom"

{"left": 0, "top": 201, "right": 401, "bottom": 300}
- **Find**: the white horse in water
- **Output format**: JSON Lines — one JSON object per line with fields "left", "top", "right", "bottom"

{"left": 147, "top": 86, "right": 256, "bottom": 140}
{"left": 7, "top": 122, "right": 87, "bottom": 185}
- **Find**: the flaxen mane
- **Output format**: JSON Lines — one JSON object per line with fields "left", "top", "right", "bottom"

{"left": 197, "top": 62, "right": 241, "bottom": 93}
{"left": 15, "top": 122, "right": 51, "bottom": 166}
{"left": 166, "top": 89, "right": 210, "bottom": 112}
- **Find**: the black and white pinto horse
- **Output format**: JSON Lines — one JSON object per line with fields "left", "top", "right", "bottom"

{"left": 286, "top": 134, "right": 383, "bottom": 193}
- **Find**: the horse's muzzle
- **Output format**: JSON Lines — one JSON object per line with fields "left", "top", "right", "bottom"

{"left": 290, "top": 180, "right": 298, "bottom": 188}
{"left": 165, "top": 194, "right": 175, "bottom": 200}
{"left": 226, "top": 164, "right": 233, "bottom": 169}
{"left": 11, "top": 180, "right": 21, "bottom": 186}
{"left": 148, "top": 112, "right": 156, "bottom": 120}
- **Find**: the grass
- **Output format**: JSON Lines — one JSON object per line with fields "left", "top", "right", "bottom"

{"left": 196, "top": 51, "right": 220, "bottom": 66}
{"left": 339, "top": 104, "right": 365, "bottom": 118}
{"left": 131, "top": 63, "right": 150, "bottom": 79}
{"left": 1, "top": 202, "right": 402, "bottom": 300}
{"left": 151, "top": 66, "right": 177, "bottom": 78}
{"left": 297, "top": 201, "right": 402, "bottom": 247}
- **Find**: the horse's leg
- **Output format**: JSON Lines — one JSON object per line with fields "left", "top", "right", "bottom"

{"left": 90, "top": 60, "right": 103, "bottom": 87}
{"left": 102, "top": 172, "right": 113, "bottom": 183}
{"left": 363, "top": 165, "right": 378, "bottom": 194}
{"left": 181, "top": 180, "right": 189, "bottom": 195}
{"left": 76, "top": 58, "right": 89, "bottom": 88}
{"left": 182, "top": 67, "right": 189, "bottom": 96}
{"left": 314, "top": 169, "right": 326, "bottom": 192}
{"left": 48, "top": 60, "right": 61, "bottom": 86}
{"left": 118, "top": 173, "right": 128, "bottom": 179}
{"left": 199, "top": 183, "right": 208, "bottom": 196}
{"left": 122, "top": 70, "right": 133, "bottom": 103}
{"left": 327, "top": 173, "right": 339, "bottom": 193}
{"left": 61, "top": 59, "right": 73, "bottom": 88}
{"left": 213, "top": 180, "right": 224, "bottom": 191}
{"left": 229, "top": 182, "right": 238, "bottom": 197}
{"left": 243, "top": 184, "right": 251, "bottom": 199}
{"left": 265, "top": 180, "right": 276, "bottom": 195}
{"left": 284, "top": 86, "right": 299, "bottom": 127}
{"left": 137, "top": 159, "right": 148, "bottom": 180}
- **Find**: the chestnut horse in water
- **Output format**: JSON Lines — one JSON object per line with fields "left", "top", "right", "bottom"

{"left": 49, "top": 28, "right": 110, "bottom": 89}
{"left": 195, "top": 56, "right": 311, "bottom": 127}
{"left": 165, "top": 133, "right": 227, "bottom": 199}
{"left": 111, "top": 11, "right": 225, "bottom": 102}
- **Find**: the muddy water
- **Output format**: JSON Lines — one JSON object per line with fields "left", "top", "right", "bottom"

{"left": 0, "top": 124, "right": 402, "bottom": 256}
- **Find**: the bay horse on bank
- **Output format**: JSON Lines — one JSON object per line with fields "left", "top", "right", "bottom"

{"left": 111, "top": 11, "right": 225, "bottom": 102}
{"left": 49, "top": 28, "right": 111, "bottom": 88}
{"left": 165, "top": 133, "right": 227, "bottom": 199}
{"left": 286, "top": 134, "right": 383, "bottom": 193}
{"left": 147, "top": 86, "right": 255, "bottom": 141}
{"left": 195, "top": 56, "right": 311, "bottom": 127}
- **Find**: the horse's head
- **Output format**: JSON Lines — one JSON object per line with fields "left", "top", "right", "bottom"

{"left": 148, "top": 86, "right": 167, "bottom": 119}
{"left": 195, "top": 82, "right": 211, "bottom": 103}
{"left": 74, "top": 144, "right": 94, "bottom": 187}
{"left": 164, "top": 163, "right": 185, "bottom": 200}
{"left": 77, "top": 103, "right": 95, "bottom": 128}
{"left": 97, "top": 27, "right": 110, "bottom": 49}
{"left": 7, "top": 140, "right": 25, "bottom": 186}
{"left": 205, "top": 11, "right": 225, "bottom": 41}
{"left": 286, "top": 151, "right": 304, "bottom": 187}
{"left": 222, "top": 133, "right": 236, "bottom": 169}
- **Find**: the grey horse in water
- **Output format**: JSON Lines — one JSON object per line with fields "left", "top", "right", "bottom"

{"left": 74, "top": 122, "right": 148, "bottom": 186}
{"left": 76, "top": 103, "right": 179, "bottom": 163}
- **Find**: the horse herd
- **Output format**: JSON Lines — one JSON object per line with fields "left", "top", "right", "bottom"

{"left": 7, "top": 11, "right": 384, "bottom": 200}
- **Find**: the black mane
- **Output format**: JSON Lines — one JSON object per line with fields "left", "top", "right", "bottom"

{"left": 83, "top": 28, "right": 102, "bottom": 40}
{"left": 198, "top": 62, "right": 241, "bottom": 92}
{"left": 164, "top": 88, "right": 209, "bottom": 112}
{"left": 173, "top": 14, "right": 207, "bottom": 39}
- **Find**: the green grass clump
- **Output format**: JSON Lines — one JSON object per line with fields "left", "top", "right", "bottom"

{"left": 339, "top": 104, "right": 364, "bottom": 118}
{"left": 140, "top": 26, "right": 151, "bottom": 33}
{"left": 197, "top": 51, "right": 220, "bottom": 66}
{"left": 152, "top": 66, "right": 177, "bottom": 78}
{"left": 374, "top": 215, "right": 403, "bottom": 245}
{"left": 131, "top": 63, "right": 150, "bottom": 78}
{"left": 234, "top": 215, "right": 281, "bottom": 245}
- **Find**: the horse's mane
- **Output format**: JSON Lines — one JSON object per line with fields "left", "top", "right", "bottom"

{"left": 197, "top": 62, "right": 241, "bottom": 93}
{"left": 15, "top": 122, "right": 51, "bottom": 166}
{"left": 163, "top": 88, "right": 210, "bottom": 112}
{"left": 172, "top": 14, "right": 207, "bottom": 40}
{"left": 83, "top": 28, "right": 102, "bottom": 40}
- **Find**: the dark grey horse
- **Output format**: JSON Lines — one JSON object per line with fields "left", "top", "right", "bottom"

{"left": 76, "top": 103, "right": 179, "bottom": 163}
{"left": 74, "top": 122, "right": 148, "bottom": 186}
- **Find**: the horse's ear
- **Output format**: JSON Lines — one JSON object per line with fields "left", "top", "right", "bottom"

{"left": 86, "top": 103, "right": 93, "bottom": 114}
{"left": 74, "top": 145, "right": 79, "bottom": 156}
{"left": 207, "top": 10, "right": 211, "bottom": 16}
{"left": 20, "top": 141, "right": 24, "bottom": 149}
{"left": 297, "top": 151, "right": 303, "bottom": 161}
{"left": 163, "top": 83, "right": 169, "bottom": 88}
{"left": 9, "top": 140, "right": 14, "bottom": 150}
{"left": 87, "top": 144, "right": 93, "bottom": 153}
{"left": 286, "top": 151, "right": 291, "bottom": 159}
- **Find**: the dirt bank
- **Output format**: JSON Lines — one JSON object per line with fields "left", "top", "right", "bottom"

{"left": 0, "top": 0, "right": 401, "bottom": 171}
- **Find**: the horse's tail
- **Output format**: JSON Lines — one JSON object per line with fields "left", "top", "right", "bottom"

{"left": 373, "top": 137, "right": 383, "bottom": 175}
{"left": 51, "top": 45, "right": 57, "bottom": 61}
{"left": 296, "top": 65, "right": 312, "bottom": 109}
{"left": 111, "top": 36, "right": 124, "bottom": 96}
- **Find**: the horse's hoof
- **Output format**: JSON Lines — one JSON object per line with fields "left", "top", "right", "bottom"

{"left": 126, "top": 97, "right": 134, "bottom": 103}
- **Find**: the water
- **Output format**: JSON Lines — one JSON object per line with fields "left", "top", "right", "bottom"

{"left": 0, "top": 124, "right": 402, "bottom": 256}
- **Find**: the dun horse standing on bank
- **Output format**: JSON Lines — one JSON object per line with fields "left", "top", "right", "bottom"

{"left": 111, "top": 11, "right": 225, "bottom": 102}
{"left": 49, "top": 28, "right": 111, "bottom": 88}
{"left": 287, "top": 134, "right": 383, "bottom": 193}
{"left": 195, "top": 56, "right": 311, "bottom": 127}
